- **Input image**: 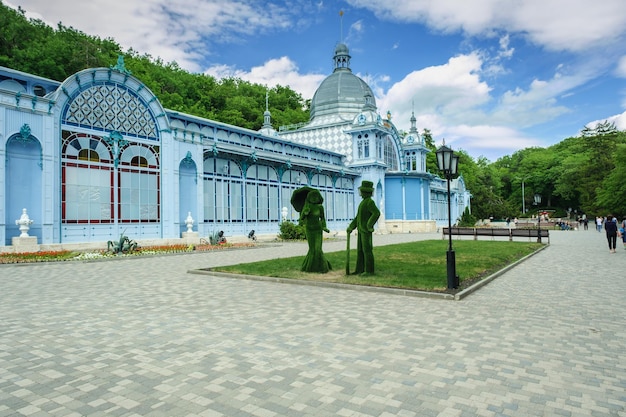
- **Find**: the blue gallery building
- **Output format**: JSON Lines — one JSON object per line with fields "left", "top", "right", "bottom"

{"left": 0, "top": 43, "right": 470, "bottom": 248}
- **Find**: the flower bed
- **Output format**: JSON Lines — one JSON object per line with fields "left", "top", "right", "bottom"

{"left": 0, "top": 242, "right": 256, "bottom": 264}
{"left": 0, "top": 250, "right": 76, "bottom": 263}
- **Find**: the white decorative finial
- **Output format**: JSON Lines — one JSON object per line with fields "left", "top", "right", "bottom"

{"left": 185, "top": 212, "right": 194, "bottom": 232}
{"left": 15, "top": 208, "right": 34, "bottom": 237}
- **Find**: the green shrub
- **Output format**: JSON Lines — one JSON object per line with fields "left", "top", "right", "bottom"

{"left": 278, "top": 221, "right": 306, "bottom": 240}
{"left": 458, "top": 207, "right": 478, "bottom": 227}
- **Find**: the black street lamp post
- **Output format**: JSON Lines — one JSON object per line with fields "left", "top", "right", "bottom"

{"left": 436, "top": 143, "right": 460, "bottom": 289}
{"left": 534, "top": 194, "right": 542, "bottom": 243}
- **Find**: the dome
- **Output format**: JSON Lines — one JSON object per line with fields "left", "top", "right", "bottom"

{"left": 335, "top": 43, "right": 349, "bottom": 55}
{"left": 310, "top": 43, "right": 377, "bottom": 120}
{"left": 310, "top": 72, "right": 377, "bottom": 119}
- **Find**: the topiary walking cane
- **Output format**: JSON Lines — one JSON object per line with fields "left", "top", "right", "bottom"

{"left": 345, "top": 231, "right": 351, "bottom": 275}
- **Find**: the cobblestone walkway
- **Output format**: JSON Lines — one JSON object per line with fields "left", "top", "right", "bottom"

{"left": 1, "top": 230, "right": 625, "bottom": 416}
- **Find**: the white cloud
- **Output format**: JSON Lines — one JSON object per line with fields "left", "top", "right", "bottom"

{"left": 369, "top": 53, "right": 540, "bottom": 159}
{"left": 587, "top": 111, "right": 626, "bottom": 131}
{"left": 616, "top": 56, "right": 626, "bottom": 78}
{"left": 378, "top": 53, "right": 490, "bottom": 121}
{"left": 498, "top": 34, "right": 514, "bottom": 59}
{"left": 378, "top": 48, "right": 598, "bottom": 133}
{"left": 346, "top": 0, "right": 626, "bottom": 52}
{"left": 399, "top": 114, "right": 541, "bottom": 161}
{"left": 371, "top": 51, "right": 575, "bottom": 159}
{"left": 445, "top": 124, "right": 542, "bottom": 159}
{"left": 7, "top": 0, "right": 299, "bottom": 72}
{"left": 204, "top": 57, "right": 325, "bottom": 100}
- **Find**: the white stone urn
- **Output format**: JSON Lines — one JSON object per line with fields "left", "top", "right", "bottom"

{"left": 15, "top": 208, "right": 34, "bottom": 237}
{"left": 185, "top": 211, "right": 194, "bottom": 232}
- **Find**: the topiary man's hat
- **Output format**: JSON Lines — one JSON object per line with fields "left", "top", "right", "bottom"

{"left": 358, "top": 180, "right": 374, "bottom": 193}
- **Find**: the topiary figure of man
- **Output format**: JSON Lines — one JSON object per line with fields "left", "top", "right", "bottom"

{"left": 346, "top": 180, "right": 380, "bottom": 275}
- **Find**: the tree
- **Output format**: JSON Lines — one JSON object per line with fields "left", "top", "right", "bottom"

{"left": 0, "top": 1, "right": 310, "bottom": 128}
{"left": 421, "top": 129, "right": 439, "bottom": 173}
{"left": 597, "top": 143, "right": 626, "bottom": 215}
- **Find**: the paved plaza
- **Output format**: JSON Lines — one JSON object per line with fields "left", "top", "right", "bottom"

{"left": 1, "top": 230, "right": 625, "bottom": 416}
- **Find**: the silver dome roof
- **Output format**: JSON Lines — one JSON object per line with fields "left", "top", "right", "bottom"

{"left": 309, "top": 43, "right": 377, "bottom": 120}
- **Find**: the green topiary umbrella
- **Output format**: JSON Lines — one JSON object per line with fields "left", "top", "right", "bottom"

{"left": 290, "top": 186, "right": 315, "bottom": 213}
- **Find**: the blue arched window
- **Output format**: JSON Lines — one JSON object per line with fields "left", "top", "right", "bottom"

{"left": 61, "top": 132, "right": 113, "bottom": 223}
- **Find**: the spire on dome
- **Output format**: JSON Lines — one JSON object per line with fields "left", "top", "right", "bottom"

{"left": 259, "top": 89, "right": 277, "bottom": 136}
{"left": 409, "top": 111, "right": 418, "bottom": 134}
{"left": 339, "top": 10, "right": 344, "bottom": 43}
{"left": 262, "top": 90, "right": 272, "bottom": 128}
{"left": 334, "top": 10, "right": 351, "bottom": 72}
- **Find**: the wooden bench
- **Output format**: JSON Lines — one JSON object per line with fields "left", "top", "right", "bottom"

{"left": 510, "top": 228, "right": 550, "bottom": 243}
{"left": 443, "top": 227, "right": 549, "bottom": 243}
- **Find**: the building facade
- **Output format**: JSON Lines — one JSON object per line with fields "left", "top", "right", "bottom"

{"left": 0, "top": 45, "right": 470, "bottom": 247}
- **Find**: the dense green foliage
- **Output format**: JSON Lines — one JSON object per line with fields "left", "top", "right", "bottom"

{"left": 2, "top": 1, "right": 625, "bottom": 220}
{"left": 458, "top": 207, "right": 477, "bottom": 227}
{"left": 486, "top": 121, "right": 626, "bottom": 220}
{"left": 0, "top": 2, "right": 309, "bottom": 130}
{"left": 424, "top": 122, "right": 626, "bottom": 221}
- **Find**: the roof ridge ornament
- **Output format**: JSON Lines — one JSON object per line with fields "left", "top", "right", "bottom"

{"left": 111, "top": 55, "right": 132, "bottom": 75}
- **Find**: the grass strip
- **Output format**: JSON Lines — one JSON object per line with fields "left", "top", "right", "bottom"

{"left": 212, "top": 240, "right": 543, "bottom": 292}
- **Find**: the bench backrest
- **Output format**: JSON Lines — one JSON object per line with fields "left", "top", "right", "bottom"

{"left": 443, "top": 227, "right": 550, "bottom": 238}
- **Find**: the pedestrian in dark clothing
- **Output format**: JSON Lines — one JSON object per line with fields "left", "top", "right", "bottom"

{"left": 620, "top": 217, "right": 626, "bottom": 250}
{"left": 605, "top": 215, "right": 618, "bottom": 253}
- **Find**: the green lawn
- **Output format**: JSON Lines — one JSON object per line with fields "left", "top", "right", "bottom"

{"left": 212, "top": 239, "right": 543, "bottom": 292}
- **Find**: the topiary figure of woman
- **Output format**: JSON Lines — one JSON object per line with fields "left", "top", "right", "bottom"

{"left": 297, "top": 188, "right": 332, "bottom": 273}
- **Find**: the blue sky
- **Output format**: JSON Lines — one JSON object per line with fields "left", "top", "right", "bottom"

{"left": 8, "top": 0, "right": 626, "bottom": 161}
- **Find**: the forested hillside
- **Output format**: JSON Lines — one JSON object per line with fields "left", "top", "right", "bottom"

{"left": 0, "top": 2, "right": 310, "bottom": 130}
{"left": 2, "top": 1, "right": 625, "bottom": 218}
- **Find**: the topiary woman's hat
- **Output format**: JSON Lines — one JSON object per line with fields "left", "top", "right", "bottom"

{"left": 358, "top": 180, "right": 374, "bottom": 193}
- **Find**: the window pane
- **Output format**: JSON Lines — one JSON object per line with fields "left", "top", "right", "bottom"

{"left": 63, "top": 166, "right": 111, "bottom": 221}
{"left": 230, "top": 182, "right": 243, "bottom": 221}
{"left": 246, "top": 183, "right": 257, "bottom": 220}
{"left": 204, "top": 179, "right": 215, "bottom": 221}
{"left": 269, "top": 186, "right": 279, "bottom": 220}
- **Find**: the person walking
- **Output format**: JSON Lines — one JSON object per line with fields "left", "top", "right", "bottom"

{"left": 604, "top": 215, "right": 618, "bottom": 253}
{"left": 620, "top": 217, "right": 626, "bottom": 250}
{"left": 596, "top": 216, "right": 603, "bottom": 232}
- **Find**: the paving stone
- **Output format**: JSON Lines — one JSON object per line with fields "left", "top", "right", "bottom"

{"left": 0, "top": 231, "right": 625, "bottom": 416}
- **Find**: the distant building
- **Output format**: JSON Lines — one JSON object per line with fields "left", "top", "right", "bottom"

{"left": 0, "top": 44, "right": 470, "bottom": 247}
